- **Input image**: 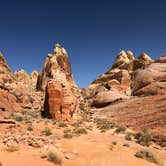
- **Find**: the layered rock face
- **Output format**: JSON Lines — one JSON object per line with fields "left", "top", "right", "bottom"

{"left": 37, "top": 44, "right": 76, "bottom": 91}
{"left": 43, "top": 80, "right": 78, "bottom": 121}
{"left": 38, "top": 44, "right": 79, "bottom": 120}
{"left": 83, "top": 50, "right": 153, "bottom": 108}
{"left": 85, "top": 53, "right": 166, "bottom": 144}
{"left": 0, "top": 52, "right": 41, "bottom": 113}
{"left": 131, "top": 59, "right": 166, "bottom": 96}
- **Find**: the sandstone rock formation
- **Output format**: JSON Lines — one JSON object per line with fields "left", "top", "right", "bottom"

{"left": 0, "top": 52, "right": 13, "bottom": 84}
{"left": 0, "top": 52, "right": 22, "bottom": 112}
{"left": 131, "top": 57, "right": 166, "bottom": 96}
{"left": 36, "top": 44, "right": 76, "bottom": 91}
{"left": 14, "top": 70, "right": 31, "bottom": 85}
{"left": 85, "top": 52, "right": 165, "bottom": 144}
{"left": 37, "top": 44, "right": 80, "bottom": 120}
{"left": 0, "top": 52, "right": 43, "bottom": 113}
{"left": 43, "top": 80, "right": 78, "bottom": 121}
{"left": 83, "top": 50, "right": 153, "bottom": 108}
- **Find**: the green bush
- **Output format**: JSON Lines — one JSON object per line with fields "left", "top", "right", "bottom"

{"left": 125, "top": 132, "right": 133, "bottom": 141}
{"left": 42, "top": 128, "right": 52, "bottom": 136}
{"left": 47, "top": 149, "right": 63, "bottom": 165}
{"left": 63, "top": 133, "right": 73, "bottom": 139}
{"left": 115, "top": 126, "right": 126, "bottom": 134}
{"left": 95, "top": 118, "right": 115, "bottom": 132}
{"left": 58, "top": 122, "right": 68, "bottom": 128}
{"left": 135, "top": 129, "right": 152, "bottom": 146}
{"left": 73, "top": 127, "right": 87, "bottom": 135}
{"left": 135, "top": 150, "right": 164, "bottom": 166}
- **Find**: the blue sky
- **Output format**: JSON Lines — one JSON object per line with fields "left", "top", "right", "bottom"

{"left": 0, "top": 0, "right": 165, "bottom": 87}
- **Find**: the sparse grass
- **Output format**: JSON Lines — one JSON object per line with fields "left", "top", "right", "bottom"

{"left": 109, "top": 144, "right": 114, "bottom": 150}
{"left": 112, "top": 141, "right": 117, "bottom": 145}
{"left": 63, "top": 128, "right": 71, "bottom": 133}
{"left": 15, "top": 115, "right": 23, "bottom": 122}
{"left": 70, "top": 122, "right": 82, "bottom": 128}
{"left": 27, "top": 126, "right": 33, "bottom": 131}
{"left": 135, "top": 129, "right": 152, "bottom": 146}
{"left": 115, "top": 126, "right": 126, "bottom": 134}
{"left": 160, "top": 142, "right": 166, "bottom": 147}
{"left": 94, "top": 118, "right": 116, "bottom": 132}
{"left": 58, "top": 122, "right": 68, "bottom": 128}
{"left": 135, "top": 150, "right": 164, "bottom": 166}
{"left": 47, "top": 149, "right": 63, "bottom": 165}
{"left": 63, "top": 133, "right": 73, "bottom": 139}
{"left": 41, "top": 128, "right": 52, "bottom": 136}
{"left": 52, "top": 121, "right": 57, "bottom": 125}
{"left": 5, "top": 144, "right": 19, "bottom": 152}
{"left": 79, "top": 103, "right": 91, "bottom": 121}
{"left": 123, "top": 143, "right": 130, "bottom": 147}
{"left": 125, "top": 132, "right": 133, "bottom": 141}
{"left": 73, "top": 127, "right": 88, "bottom": 135}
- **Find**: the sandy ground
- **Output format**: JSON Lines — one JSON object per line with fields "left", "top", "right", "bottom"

{"left": 0, "top": 120, "right": 165, "bottom": 166}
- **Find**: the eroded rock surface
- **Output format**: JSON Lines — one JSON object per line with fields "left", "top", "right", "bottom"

{"left": 36, "top": 44, "right": 77, "bottom": 91}
{"left": 43, "top": 80, "right": 78, "bottom": 121}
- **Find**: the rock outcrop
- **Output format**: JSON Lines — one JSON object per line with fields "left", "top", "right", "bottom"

{"left": 85, "top": 53, "right": 165, "bottom": 144}
{"left": 43, "top": 80, "right": 78, "bottom": 121}
{"left": 37, "top": 44, "right": 80, "bottom": 120}
{"left": 131, "top": 56, "right": 166, "bottom": 96}
{"left": 0, "top": 52, "right": 43, "bottom": 113}
{"left": 36, "top": 44, "right": 76, "bottom": 91}
{"left": 0, "top": 52, "right": 13, "bottom": 84}
{"left": 83, "top": 50, "right": 153, "bottom": 108}
{"left": 0, "top": 52, "right": 22, "bottom": 112}
{"left": 30, "top": 71, "right": 38, "bottom": 90}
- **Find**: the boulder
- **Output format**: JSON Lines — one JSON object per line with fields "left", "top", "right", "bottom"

{"left": 84, "top": 50, "right": 153, "bottom": 108}
{"left": 43, "top": 80, "right": 78, "bottom": 121}
{"left": 131, "top": 62, "right": 166, "bottom": 96}
{"left": 92, "top": 90, "right": 130, "bottom": 108}
{"left": 156, "top": 56, "right": 166, "bottom": 63}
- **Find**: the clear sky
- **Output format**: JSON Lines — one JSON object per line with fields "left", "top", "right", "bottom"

{"left": 0, "top": 0, "right": 165, "bottom": 88}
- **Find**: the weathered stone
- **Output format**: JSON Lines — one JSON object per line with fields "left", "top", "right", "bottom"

{"left": 37, "top": 44, "right": 76, "bottom": 91}
{"left": 43, "top": 80, "right": 78, "bottom": 121}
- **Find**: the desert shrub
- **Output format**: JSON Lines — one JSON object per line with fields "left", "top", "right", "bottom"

{"left": 70, "top": 122, "right": 82, "bottom": 128}
{"left": 47, "top": 149, "right": 63, "bottom": 165}
{"left": 160, "top": 142, "right": 166, "bottom": 147}
{"left": 79, "top": 103, "right": 91, "bottom": 121}
{"left": 42, "top": 128, "right": 52, "bottom": 136}
{"left": 135, "top": 129, "right": 152, "bottom": 146}
{"left": 115, "top": 126, "right": 126, "bottom": 134}
{"left": 109, "top": 144, "right": 114, "bottom": 150}
{"left": 73, "top": 127, "right": 87, "bottom": 135}
{"left": 63, "top": 133, "right": 73, "bottom": 139}
{"left": 58, "top": 122, "right": 68, "bottom": 128}
{"left": 112, "top": 141, "right": 117, "bottom": 145}
{"left": 123, "top": 143, "right": 130, "bottom": 147}
{"left": 135, "top": 150, "right": 164, "bottom": 166}
{"left": 15, "top": 115, "right": 23, "bottom": 122}
{"left": 27, "top": 126, "right": 33, "bottom": 131}
{"left": 63, "top": 128, "right": 71, "bottom": 133}
{"left": 95, "top": 118, "right": 115, "bottom": 132}
{"left": 52, "top": 121, "right": 57, "bottom": 125}
{"left": 125, "top": 132, "right": 133, "bottom": 141}
{"left": 5, "top": 144, "right": 19, "bottom": 152}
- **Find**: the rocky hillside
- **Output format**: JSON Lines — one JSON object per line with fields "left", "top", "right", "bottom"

{"left": 0, "top": 52, "right": 42, "bottom": 114}
{"left": 0, "top": 47, "right": 165, "bottom": 166}
{"left": 83, "top": 50, "right": 166, "bottom": 145}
